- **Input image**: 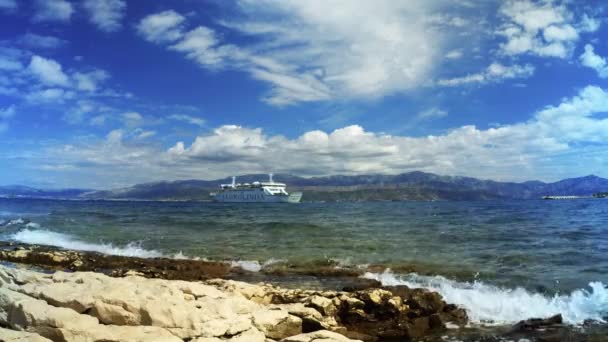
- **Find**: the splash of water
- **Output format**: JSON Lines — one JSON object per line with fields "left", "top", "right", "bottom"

{"left": 364, "top": 269, "right": 608, "bottom": 325}
{"left": 11, "top": 229, "right": 165, "bottom": 258}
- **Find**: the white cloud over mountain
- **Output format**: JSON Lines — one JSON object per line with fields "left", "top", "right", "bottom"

{"left": 35, "top": 85, "right": 608, "bottom": 185}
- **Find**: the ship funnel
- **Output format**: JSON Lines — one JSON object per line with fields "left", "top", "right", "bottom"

{"left": 269, "top": 173, "right": 274, "bottom": 183}
{"left": 231, "top": 176, "right": 236, "bottom": 187}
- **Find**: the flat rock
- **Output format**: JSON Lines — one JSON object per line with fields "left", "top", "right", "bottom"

{"left": 280, "top": 330, "right": 362, "bottom": 342}
{"left": 0, "top": 327, "right": 52, "bottom": 342}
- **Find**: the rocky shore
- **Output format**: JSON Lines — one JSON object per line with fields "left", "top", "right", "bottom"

{"left": 0, "top": 244, "right": 602, "bottom": 342}
{"left": 0, "top": 243, "right": 472, "bottom": 341}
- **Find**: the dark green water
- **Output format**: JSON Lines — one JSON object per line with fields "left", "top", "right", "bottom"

{"left": 1, "top": 198, "right": 607, "bottom": 325}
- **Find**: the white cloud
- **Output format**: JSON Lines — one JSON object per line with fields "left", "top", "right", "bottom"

{"left": 580, "top": 44, "right": 608, "bottom": 78}
{"left": 90, "top": 115, "right": 107, "bottom": 126}
{"left": 33, "top": 0, "right": 73, "bottom": 22}
{"left": 439, "top": 62, "right": 534, "bottom": 86}
{"left": 73, "top": 69, "right": 110, "bottom": 91}
{"left": 136, "top": 10, "right": 186, "bottom": 43}
{"left": 34, "top": 85, "right": 608, "bottom": 184}
{"left": 83, "top": 0, "right": 126, "bottom": 32}
{"left": 168, "top": 114, "right": 206, "bottom": 127}
{"left": 418, "top": 107, "right": 448, "bottom": 120}
{"left": 169, "top": 26, "right": 232, "bottom": 69}
{"left": 0, "top": 0, "right": 17, "bottom": 10}
{"left": 63, "top": 100, "right": 95, "bottom": 124}
{"left": 496, "top": 0, "right": 591, "bottom": 59}
{"left": 132, "top": 128, "right": 156, "bottom": 139}
{"left": 445, "top": 49, "right": 463, "bottom": 59}
{"left": 122, "top": 111, "right": 143, "bottom": 126}
{"left": 18, "top": 33, "right": 67, "bottom": 49}
{"left": 28, "top": 55, "right": 70, "bottom": 87}
{"left": 0, "top": 56, "right": 22, "bottom": 71}
{"left": 0, "top": 105, "right": 15, "bottom": 119}
{"left": 139, "top": 1, "right": 469, "bottom": 105}
{"left": 579, "top": 14, "right": 600, "bottom": 33}
{"left": 25, "top": 88, "right": 75, "bottom": 103}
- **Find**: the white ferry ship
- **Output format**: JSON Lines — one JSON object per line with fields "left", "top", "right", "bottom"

{"left": 210, "top": 174, "right": 303, "bottom": 203}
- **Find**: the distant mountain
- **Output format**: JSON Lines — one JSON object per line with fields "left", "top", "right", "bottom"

{"left": 3, "top": 172, "right": 608, "bottom": 202}
{"left": 0, "top": 185, "right": 92, "bottom": 199}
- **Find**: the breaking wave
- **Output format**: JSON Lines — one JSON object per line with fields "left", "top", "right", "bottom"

{"left": 363, "top": 270, "right": 608, "bottom": 325}
{"left": 11, "top": 229, "right": 165, "bottom": 258}
{"left": 230, "top": 258, "right": 286, "bottom": 272}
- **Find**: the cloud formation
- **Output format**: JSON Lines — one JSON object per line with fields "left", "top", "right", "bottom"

{"left": 580, "top": 44, "right": 608, "bottom": 78}
{"left": 438, "top": 63, "right": 534, "bottom": 86}
{"left": 32, "top": 0, "right": 73, "bottom": 22}
{"left": 83, "top": 0, "right": 127, "bottom": 32}
{"left": 136, "top": 10, "right": 186, "bottom": 43}
{"left": 34, "top": 85, "right": 608, "bottom": 186}
{"left": 28, "top": 55, "right": 70, "bottom": 87}
{"left": 168, "top": 114, "right": 206, "bottom": 127}
{"left": 137, "top": 1, "right": 463, "bottom": 105}
{"left": 497, "top": 0, "right": 598, "bottom": 58}
{"left": 17, "top": 33, "right": 67, "bottom": 49}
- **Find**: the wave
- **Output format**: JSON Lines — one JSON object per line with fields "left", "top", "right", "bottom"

{"left": 363, "top": 270, "right": 608, "bottom": 325}
{"left": 230, "top": 258, "right": 286, "bottom": 272}
{"left": 11, "top": 229, "right": 165, "bottom": 258}
{"left": 9, "top": 228, "right": 281, "bottom": 270}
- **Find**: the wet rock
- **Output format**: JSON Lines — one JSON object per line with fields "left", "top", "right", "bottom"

{"left": 511, "top": 314, "right": 563, "bottom": 332}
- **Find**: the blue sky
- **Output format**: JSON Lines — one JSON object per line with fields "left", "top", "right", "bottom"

{"left": 1, "top": 0, "right": 608, "bottom": 189}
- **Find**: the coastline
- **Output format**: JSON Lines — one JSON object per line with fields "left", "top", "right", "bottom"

{"left": 0, "top": 242, "right": 601, "bottom": 341}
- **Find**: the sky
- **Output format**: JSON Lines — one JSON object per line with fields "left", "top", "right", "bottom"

{"left": 1, "top": 0, "right": 608, "bottom": 189}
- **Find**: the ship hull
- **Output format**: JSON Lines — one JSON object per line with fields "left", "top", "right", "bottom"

{"left": 212, "top": 191, "right": 302, "bottom": 203}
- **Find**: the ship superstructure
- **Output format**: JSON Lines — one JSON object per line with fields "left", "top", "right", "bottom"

{"left": 210, "top": 174, "right": 302, "bottom": 203}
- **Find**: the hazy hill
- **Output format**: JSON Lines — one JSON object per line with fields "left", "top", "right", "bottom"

{"left": 2, "top": 172, "right": 607, "bottom": 201}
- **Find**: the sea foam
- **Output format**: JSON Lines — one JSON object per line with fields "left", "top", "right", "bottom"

{"left": 364, "top": 270, "right": 608, "bottom": 325}
{"left": 11, "top": 229, "right": 165, "bottom": 258}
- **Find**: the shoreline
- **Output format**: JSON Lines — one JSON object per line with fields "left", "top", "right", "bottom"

{"left": 0, "top": 242, "right": 602, "bottom": 341}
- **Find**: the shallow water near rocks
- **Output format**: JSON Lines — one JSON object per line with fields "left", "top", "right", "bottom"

{"left": 1, "top": 198, "right": 608, "bottom": 331}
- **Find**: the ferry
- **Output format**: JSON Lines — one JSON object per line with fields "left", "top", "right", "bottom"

{"left": 210, "top": 174, "right": 303, "bottom": 203}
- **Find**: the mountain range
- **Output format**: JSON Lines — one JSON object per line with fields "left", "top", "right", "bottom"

{"left": 1, "top": 172, "right": 608, "bottom": 201}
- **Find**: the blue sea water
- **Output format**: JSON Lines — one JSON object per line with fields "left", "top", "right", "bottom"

{"left": 1, "top": 198, "right": 607, "bottom": 325}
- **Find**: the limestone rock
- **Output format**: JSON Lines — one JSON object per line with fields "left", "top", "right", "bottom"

{"left": 280, "top": 330, "right": 362, "bottom": 342}
{"left": 0, "top": 327, "right": 52, "bottom": 342}
{"left": 0, "top": 287, "right": 99, "bottom": 331}
{"left": 253, "top": 308, "right": 303, "bottom": 339}
{"left": 308, "top": 295, "right": 337, "bottom": 316}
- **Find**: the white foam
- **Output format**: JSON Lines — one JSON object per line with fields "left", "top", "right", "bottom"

{"left": 11, "top": 229, "right": 165, "bottom": 258}
{"left": 25, "top": 222, "right": 40, "bottom": 229}
{"left": 5, "top": 218, "right": 25, "bottom": 226}
{"left": 231, "top": 260, "right": 262, "bottom": 272}
{"left": 364, "top": 270, "right": 608, "bottom": 325}
{"left": 230, "top": 258, "right": 286, "bottom": 272}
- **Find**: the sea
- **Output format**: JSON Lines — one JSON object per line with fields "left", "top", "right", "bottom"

{"left": 1, "top": 197, "right": 608, "bottom": 333}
